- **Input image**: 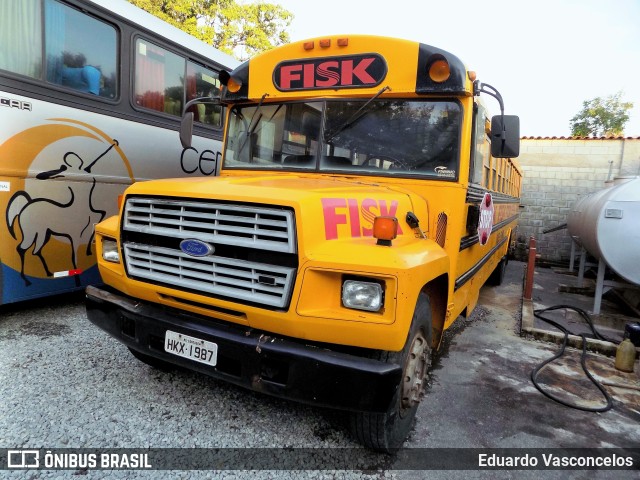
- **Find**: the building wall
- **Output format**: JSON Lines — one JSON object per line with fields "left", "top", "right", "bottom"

{"left": 515, "top": 137, "right": 640, "bottom": 264}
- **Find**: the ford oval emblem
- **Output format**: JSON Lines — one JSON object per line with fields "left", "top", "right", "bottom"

{"left": 179, "top": 239, "right": 214, "bottom": 257}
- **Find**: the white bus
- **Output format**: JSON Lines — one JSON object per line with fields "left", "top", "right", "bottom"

{"left": 0, "top": 0, "right": 238, "bottom": 305}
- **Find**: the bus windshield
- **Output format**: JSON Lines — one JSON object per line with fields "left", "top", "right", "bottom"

{"left": 225, "top": 99, "right": 462, "bottom": 179}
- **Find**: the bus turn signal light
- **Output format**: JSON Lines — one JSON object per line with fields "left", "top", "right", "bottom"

{"left": 373, "top": 216, "right": 398, "bottom": 246}
{"left": 226, "top": 76, "right": 243, "bottom": 93}
{"left": 428, "top": 59, "right": 450, "bottom": 83}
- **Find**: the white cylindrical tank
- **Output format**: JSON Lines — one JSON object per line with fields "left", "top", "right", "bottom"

{"left": 567, "top": 177, "right": 640, "bottom": 285}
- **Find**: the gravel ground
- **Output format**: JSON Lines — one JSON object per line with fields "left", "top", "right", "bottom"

{"left": 0, "top": 293, "right": 395, "bottom": 479}
{"left": 3, "top": 266, "right": 638, "bottom": 479}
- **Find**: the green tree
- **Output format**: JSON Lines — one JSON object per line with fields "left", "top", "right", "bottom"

{"left": 569, "top": 91, "right": 633, "bottom": 137}
{"left": 127, "top": 0, "right": 293, "bottom": 60}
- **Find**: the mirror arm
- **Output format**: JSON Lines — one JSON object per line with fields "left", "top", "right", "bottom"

{"left": 474, "top": 80, "right": 505, "bottom": 116}
{"left": 475, "top": 80, "right": 508, "bottom": 147}
{"left": 182, "top": 96, "right": 222, "bottom": 115}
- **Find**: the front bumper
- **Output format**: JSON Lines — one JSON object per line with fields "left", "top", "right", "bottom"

{"left": 85, "top": 285, "right": 401, "bottom": 412}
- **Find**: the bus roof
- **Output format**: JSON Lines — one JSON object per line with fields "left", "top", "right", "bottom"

{"left": 86, "top": 0, "right": 240, "bottom": 70}
{"left": 222, "top": 35, "right": 473, "bottom": 103}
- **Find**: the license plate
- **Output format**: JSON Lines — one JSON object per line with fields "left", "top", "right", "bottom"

{"left": 164, "top": 330, "right": 218, "bottom": 366}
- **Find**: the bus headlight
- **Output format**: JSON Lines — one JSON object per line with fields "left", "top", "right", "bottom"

{"left": 102, "top": 238, "right": 120, "bottom": 263}
{"left": 342, "top": 280, "right": 383, "bottom": 312}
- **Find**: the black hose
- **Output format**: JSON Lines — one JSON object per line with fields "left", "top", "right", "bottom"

{"left": 530, "top": 305, "right": 614, "bottom": 413}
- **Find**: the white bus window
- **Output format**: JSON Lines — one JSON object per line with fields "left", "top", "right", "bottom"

{"left": 187, "top": 61, "right": 222, "bottom": 127}
{"left": 44, "top": 0, "right": 117, "bottom": 98}
{"left": 135, "top": 39, "right": 185, "bottom": 116}
{"left": 0, "top": 0, "right": 42, "bottom": 78}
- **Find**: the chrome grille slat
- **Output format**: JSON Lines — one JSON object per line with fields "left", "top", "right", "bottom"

{"left": 124, "top": 243, "right": 295, "bottom": 308}
{"left": 124, "top": 198, "right": 295, "bottom": 253}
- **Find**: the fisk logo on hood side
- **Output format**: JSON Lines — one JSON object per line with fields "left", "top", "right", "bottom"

{"left": 322, "top": 197, "right": 404, "bottom": 240}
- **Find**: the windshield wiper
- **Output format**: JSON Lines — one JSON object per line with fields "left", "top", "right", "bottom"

{"left": 324, "top": 86, "right": 390, "bottom": 143}
{"left": 237, "top": 93, "right": 268, "bottom": 157}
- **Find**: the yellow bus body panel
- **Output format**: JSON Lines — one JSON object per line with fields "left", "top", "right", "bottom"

{"left": 93, "top": 35, "right": 522, "bottom": 352}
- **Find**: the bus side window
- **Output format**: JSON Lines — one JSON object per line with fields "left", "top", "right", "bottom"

{"left": 135, "top": 39, "right": 184, "bottom": 115}
{"left": 0, "top": 0, "right": 42, "bottom": 79}
{"left": 186, "top": 61, "right": 223, "bottom": 128}
{"left": 44, "top": 0, "right": 118, "bottom": 98}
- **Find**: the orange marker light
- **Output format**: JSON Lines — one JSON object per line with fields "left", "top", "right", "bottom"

{"left": 373, "top": 216, "right": 398, "bottom": 246}
{"left": 319, "top": 39, "right": 331, "bottom": 48}
{"left": 117, "top": 194, "right": 124, "bottom": 209}
{"left": 303, "top": 41, "right": 314, "bottom": 50}
{"left": 226, "top": 76, "right": 242, "bottom": 93}
{"left": 428, "top": 59, "right": 450, "bottom": 83}
{"left": 337, "top": 38, "right": 349, "bottom": 47}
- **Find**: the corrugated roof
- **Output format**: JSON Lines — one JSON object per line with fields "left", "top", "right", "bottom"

{"left": 521, "top": 136, "right": 640, "bottom": 140}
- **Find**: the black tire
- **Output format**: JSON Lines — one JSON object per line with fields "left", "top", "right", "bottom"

{"left": 128, "top": 347, "right": 175, "bottom": 371}
{"left": 488, "top": 256, "right": 507, "bottom": 286}
{"left": 349, "top": 293, "right": 433, "bottom": 452}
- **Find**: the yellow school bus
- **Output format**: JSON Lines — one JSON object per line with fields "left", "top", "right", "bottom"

{"left": 86, "top": 35, "right": 522, "bottom": 451}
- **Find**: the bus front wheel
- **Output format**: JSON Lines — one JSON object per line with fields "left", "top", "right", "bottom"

{"left": 349, "top": 293, "right": 433, "bottom": 452}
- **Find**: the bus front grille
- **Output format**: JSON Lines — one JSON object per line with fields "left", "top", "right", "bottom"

{"left": 121, "top": 197, "right": 297, "bottom": 309}
{"left": 123, "top": 197, "right": 296, "bottom": 254}
{"left": 123, "top": 242, "right": 295, "bottom": 309}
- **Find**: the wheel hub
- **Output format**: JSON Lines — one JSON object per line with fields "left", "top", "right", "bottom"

{"left": 401, "top": 332, "right": 430, "bottom": 411}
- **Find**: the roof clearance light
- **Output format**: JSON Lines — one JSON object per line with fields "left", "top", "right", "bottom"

{"left": 319, "top": 39, "right": 331, "bottom": 48}
{"left": 337, "top": 38, "right": 349, "bottom": 47}
{"left": 373, "top": 216, "right": 398, "bottom": 246}
{"left": 226, "top": 76, "right": 242, "bottom": 93}
{"left": 304, "top": 41, "right": 314, "bottom": 50}
{"left": 428, "top": 59, "right": 450, "bottom": 83}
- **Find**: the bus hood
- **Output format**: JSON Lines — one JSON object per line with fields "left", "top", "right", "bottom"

{"left": 125, "top": 174, "right": 426, "bottom": 246}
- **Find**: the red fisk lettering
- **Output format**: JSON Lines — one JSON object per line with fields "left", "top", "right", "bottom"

{"left": 280, "top": 64, "right": 302, "bottom": 90}
{"left": 303, "top": 63, "right": 315, "bottom": 88}
{"left": 322, "top": 198, "right": 347, "bottom": 240}
{"left": 340, "top": 58, "right": 376, "bottom": 85}
{"left": 378, "top": 199, "right": 399, "bottom": 218}
{"left": 361, "top": 198, "right": 377, "bottom": 236}
{"left": 322, "top": 198, "right": 404, "bottom": 240}
{"left": 276, "top": 55, "right": 384, "bottom": 90}
{"left": 347, "top": 199, "right": 361, "bottom": 237}
{"left": 315, "top": 61, "right": 340, "bottom": 87}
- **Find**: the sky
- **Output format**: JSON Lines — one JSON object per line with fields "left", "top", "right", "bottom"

{"left": 269, "top": 0, "right": 640, "bottom": 137}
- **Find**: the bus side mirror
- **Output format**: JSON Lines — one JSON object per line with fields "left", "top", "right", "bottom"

{"left": 180, "top": 112, "right": 194, "bottom": 149}
{"left": 491, "top": 115, "right": 520, "bottom": 158}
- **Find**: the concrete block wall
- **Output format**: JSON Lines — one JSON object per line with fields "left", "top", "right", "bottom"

{"left": 515, "top": 137, "right": 640, "bottom": 264}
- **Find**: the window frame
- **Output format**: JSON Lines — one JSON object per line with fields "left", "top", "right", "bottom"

{"left": 131, "top": 34, "right": 224, "bottom": 130}
{"left": 223, "top": 98, "right": 463, "bottom": 181}
{"left": 43, "top": 0, "right": 120, "bottom": 101}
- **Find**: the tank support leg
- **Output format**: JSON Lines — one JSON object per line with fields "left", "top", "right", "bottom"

{"left": 569, "top": 238, "right": 577, "bottom": 273}
{"left": 593, "top": 258, "right": 607, "bottom": 315}
{"left": 577, "top": 247, "right": 587, "bottom": 288}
